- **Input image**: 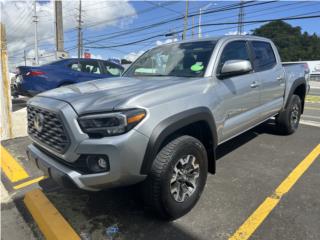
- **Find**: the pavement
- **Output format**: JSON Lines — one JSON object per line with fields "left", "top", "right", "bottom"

{"left": 1, "top": 84, "right": 319, "bottom": 240}
{"left": 309, "top": 81, "right": 320, "bottom": 96}
{"left": 1, "top": 121, "right": 320, "bottom": 240}
{"left": 1, "top": 182, "right": 36, "bottom": 239}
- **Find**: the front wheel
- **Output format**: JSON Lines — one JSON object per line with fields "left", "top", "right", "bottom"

{"left": 142, "top": 135, "right": 208, "bottom": 220}
{"left": 276, "top": 94, "right": 302, "bottom": 134}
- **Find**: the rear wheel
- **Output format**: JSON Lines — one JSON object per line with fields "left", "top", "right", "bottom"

{"left": 276, "top": 94, "right": 302, "bottom": 134}
{"left": 142, "top": 135, "right": 208, "bottom": 220}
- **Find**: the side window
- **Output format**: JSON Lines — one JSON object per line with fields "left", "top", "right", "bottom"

{"left": 81, "top": 61, "right": 101, "bottom": 74}
{"left": 218, "top": 41, "right": 250, "bottom": 73}
{"left": 251, "top": 41, "right": 276, "bottom": 71}
{"left": 69, "top": 61, "right": 101, "bottom": 74}
{"left": 69, "top": 62, "right": 81, "bottom": 72}
{"left": 102, "top": 62, "right": 123, "bottom": 76}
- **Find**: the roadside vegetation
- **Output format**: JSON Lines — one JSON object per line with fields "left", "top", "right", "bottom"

{"left": 253, "top": 20, "right": 320, "bottom": 61}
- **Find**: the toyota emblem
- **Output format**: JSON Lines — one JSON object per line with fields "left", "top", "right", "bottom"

{"left": 34, "top": 113, "right": 44, "bottom": 132}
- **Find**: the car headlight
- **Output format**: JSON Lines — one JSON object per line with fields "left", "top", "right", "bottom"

{"left": 78, "top": 109, "right": 146, "bottom": 137}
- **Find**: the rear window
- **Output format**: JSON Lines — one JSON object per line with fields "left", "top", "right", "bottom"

{"left": 251, "top": 41, "right": 277, "bottom": 71}
{"left": 68, "top": 60, "right": 102, "bottom": 74}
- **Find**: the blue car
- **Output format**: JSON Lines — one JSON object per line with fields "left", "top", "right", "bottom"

{"left": 12, "top": 58, "right": 124, "bottom": 97}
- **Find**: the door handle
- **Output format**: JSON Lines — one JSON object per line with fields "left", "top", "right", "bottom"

{"left": 277, "top": 76, "right": 283, "bottom": 81}
{"left": 250, "top": 81, "right": 259, "bottom": 88}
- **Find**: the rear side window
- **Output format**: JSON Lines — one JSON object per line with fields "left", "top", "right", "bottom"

{"left": 68, "top": 60, "right": 102, "bottom": 74}
{"left": 101, "top": 61, "right": 123, "bottom": 76}
{"left": 218, "top": 41, "right": 250, "bottom": 72}
{"left": 251, "top": 41, "right": 276, "bottom": 71}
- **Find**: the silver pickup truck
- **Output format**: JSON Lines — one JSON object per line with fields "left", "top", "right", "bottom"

{"left": 26, "top": 36, "right": 308, "bottom": 220}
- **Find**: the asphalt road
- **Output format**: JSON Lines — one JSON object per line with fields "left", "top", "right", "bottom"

{"left": 309, "top": 86, "right": 320, "bottom": 96}
{"left": 3, "top": 84, "right": 320, "bottom": 239}
{"left": 1, "top": 122, "right": 319, "bottom": 240}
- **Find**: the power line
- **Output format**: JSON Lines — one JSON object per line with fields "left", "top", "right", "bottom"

{"left": 197, "top": 10, "right": 320, "bottom": 37}
{"left": 145, "top": 1, "right": 183, "bottom": 16}
{"left": 114, "top": 0, "right": 309, "bottom": 43}
{"left": 85, "top": 14, "right": 320, "bottom": 49}
{"left": 9, "top": 1, "right": 254, "bottom": 57}
{"left": 82, "top": 1, "right": 265, "bottom": 46}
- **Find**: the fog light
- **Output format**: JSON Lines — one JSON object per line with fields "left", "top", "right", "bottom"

{"left": 97, "top": 157, "right": 107, "bottom": 169}
{"left": 85, "top": 155, "right": 110, "bottom": 173}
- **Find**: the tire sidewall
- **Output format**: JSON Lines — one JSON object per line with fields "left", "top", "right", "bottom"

{"left": 160, "top": 137, "right": 208, "bottom": 219}
{"left": 287, "top": 95, "right": 302, "bottom": 133}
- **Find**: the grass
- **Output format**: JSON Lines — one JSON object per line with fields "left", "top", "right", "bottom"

{"left": 306, "top": 95, "right": 320, "bottom": 103}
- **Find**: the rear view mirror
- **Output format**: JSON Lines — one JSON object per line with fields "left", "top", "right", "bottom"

{"left": 219, "top": 60, "right": 252, "bottom": 78}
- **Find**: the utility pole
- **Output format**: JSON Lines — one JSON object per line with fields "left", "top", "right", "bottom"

{"left": 80, "top": 31, "right": 83, "bottom": 58}
{"left": 198, "top": 3, "right": 212, "bottom": 39}
{"left": 198, "top": 8, "right": 202, "bottom": 39}
{"left": 182, "top": 0, "right": 189, "bottom": 40}
{"left": 77, "top": 0, "right": 82, "bottom": 58}
{"left": 55, "top": 0, "right": 64, "bottom": 53}
{"left": 24, "top": 50, "right": 26, "bottom": 66}
{"left": 0, "top": 23, "right": 13, "bottom": 139}
{"left": 191, "top": 16, "right": 194, "bottom": 39}
{"left": 33, "top": 0, "right": 39, "bottom": 65}
{"left": 237, "top": 0, "right": 244, "bottom": 35}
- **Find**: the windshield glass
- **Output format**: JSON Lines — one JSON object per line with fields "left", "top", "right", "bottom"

{"left": 124, "top": 41, "right": 216, "bottom": 78}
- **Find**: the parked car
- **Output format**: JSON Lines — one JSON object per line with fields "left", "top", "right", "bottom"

{"left": 26, "top": 36, "right": 308, "bottom": 220}
{"left": 12, "top": 58, "right": 124, "bottom": 97}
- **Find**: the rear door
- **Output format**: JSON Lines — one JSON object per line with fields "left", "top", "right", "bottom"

{"left": 250, "top": 41, "right": 285, "bottom": 114}
{"left": 215, "top": 40, "right": 261, "bottom": 141}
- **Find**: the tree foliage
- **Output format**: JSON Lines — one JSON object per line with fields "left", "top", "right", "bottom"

{"left": 252, "top": 20, "right": 320, "bottom": 61}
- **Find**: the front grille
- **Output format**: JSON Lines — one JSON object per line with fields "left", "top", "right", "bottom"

{"left": 27, "top": 105, "right": 70, "bottom": 153}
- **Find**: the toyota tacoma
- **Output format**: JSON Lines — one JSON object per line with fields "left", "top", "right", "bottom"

{"left": 26, "top": 36, "right": 308, "bottom": 220}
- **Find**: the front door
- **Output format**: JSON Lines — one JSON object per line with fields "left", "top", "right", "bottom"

{"left": 215, "top": 40, "right": 261, "bottom": 142}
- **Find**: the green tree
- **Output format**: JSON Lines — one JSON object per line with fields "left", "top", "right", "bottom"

{"left": 252, "top": 20, "right": 320, "bottom": 61}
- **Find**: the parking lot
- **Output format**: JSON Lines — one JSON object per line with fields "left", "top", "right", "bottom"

{"left": 2, "top": 0, "right": 320, "bottom": 239}
{"left": 1, "top": 97, "right": 319, "bottom": 240}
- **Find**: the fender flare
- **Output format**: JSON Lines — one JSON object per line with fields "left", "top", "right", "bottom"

{"left": 285, "top": 77, "right": 307, "bottom": 111}
{"left": 140, "top": 107, "right": 218, "bottom": 174}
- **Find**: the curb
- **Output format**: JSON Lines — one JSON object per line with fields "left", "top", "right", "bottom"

{"left": 24, "top": 189, "right": 80, "bottom": 240}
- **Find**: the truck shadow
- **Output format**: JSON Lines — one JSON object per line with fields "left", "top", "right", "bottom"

{"left": 39, "top": 185, "right": 199, "bottom": 240}
{"left": 216, "top": 119, "right": 282, "bottom": 160}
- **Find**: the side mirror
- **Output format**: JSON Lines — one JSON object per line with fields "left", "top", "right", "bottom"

{"left": 219, "top": 60, "right": 252, "bottom": 78}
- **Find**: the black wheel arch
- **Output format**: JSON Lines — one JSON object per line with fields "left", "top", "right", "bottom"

{"left": 140, "top": 107, "right": 218, "bottom": 175}
{"left": 285, "top": 77, "right": 307, "bottom": 113}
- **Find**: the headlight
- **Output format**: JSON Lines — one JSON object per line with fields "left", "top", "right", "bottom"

{"left": 78, "top": 109, "right": 146, "bottom": 137}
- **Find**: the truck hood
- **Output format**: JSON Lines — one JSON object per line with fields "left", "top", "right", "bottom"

{"left": 38, "top": 76, "right": 192, "bottom": 114}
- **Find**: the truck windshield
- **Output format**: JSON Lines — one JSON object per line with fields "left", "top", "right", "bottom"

{"left": 124, "top": 41, "right": 216, "bottom": 78}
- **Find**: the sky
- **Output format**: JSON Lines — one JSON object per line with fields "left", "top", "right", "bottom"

{"left": 2, "top": 0, "right": 320, "bottom": 70}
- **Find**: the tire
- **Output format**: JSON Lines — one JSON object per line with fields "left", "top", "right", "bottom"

{"left": 276, "top": 94, "right": 302, "bottom": 135}
{"left": 142, "top": 135, "right": 208, "bottom": 220}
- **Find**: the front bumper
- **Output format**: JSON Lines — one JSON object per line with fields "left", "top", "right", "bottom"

{"left": 11, "top": 82, "right": 38, "bottom": 97}
{"left": 27, "top": 96, "right": 149, "bottom": 191}
{"left": 27, "top": 129, "right": 149, "bottom": 191}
